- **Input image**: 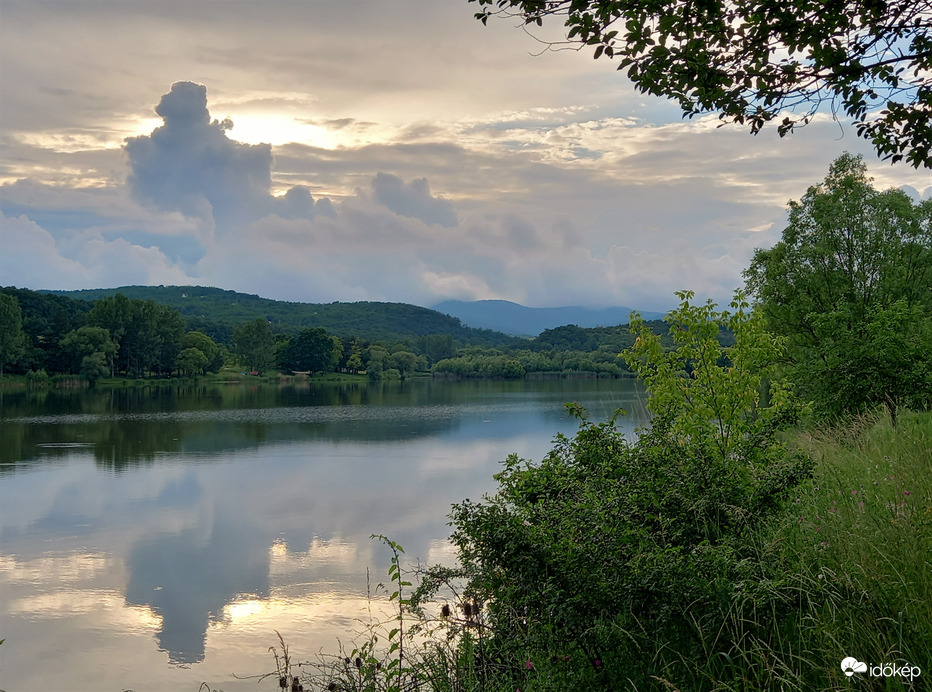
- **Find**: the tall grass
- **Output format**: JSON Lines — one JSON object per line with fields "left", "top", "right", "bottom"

{"left": 695, "top": 409, "right": 931, "bottom": 691}
{"left": 667, "top": 410, "right": 931, "bottom": 691}
{"left": 771, "top": 409, "right": 932, "bottom": 686}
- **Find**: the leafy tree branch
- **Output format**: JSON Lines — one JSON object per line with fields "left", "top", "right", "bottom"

{"left": 471, "top": 0, "right": 932, "bottom": 166}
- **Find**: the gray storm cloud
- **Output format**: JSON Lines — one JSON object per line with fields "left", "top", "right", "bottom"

{"left": 371, "top": 172, "right": 458, "bottom": 227}
{"left": 124, "top": 81, "right": 332, "bottom": 232}
{"left": 276, "top": 185, "right": 335, "bottom": 220}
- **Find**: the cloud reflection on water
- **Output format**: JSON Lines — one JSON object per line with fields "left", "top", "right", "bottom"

{"left": 0, "top": 380, "right": 646, "bottom": 690}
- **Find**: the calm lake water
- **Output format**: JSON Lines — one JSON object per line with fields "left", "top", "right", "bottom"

{"left": 0, "top": 378, "right": 647, "bottom": 692}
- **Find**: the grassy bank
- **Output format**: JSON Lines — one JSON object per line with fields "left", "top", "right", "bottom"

{"left": 258, "top": 295, "right": 930, "bottom": 692}
{"left": 0, "top": 368, "right": 372, "bottom": 389}
{"left": 661, "top": 408, "right": 932, "bottom": 690}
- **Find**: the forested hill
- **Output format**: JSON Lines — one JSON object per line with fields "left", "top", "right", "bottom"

{"left": 4, "top": 284, "right": 696, "bottom": 380}
{"left": 45, "top": 285, "right": 513, "bottom": 346}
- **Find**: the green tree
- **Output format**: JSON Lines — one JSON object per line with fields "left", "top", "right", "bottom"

{"left": 389, "top": 350, "right": 418, "bottom": 379}
{"left": 329, "top": 336, "right": 343, "bottom": 372}
{"left": 0, "top": 287, "right": 90, "bottom": 374}
{"left": 745, "top": 153, "right": 932, "bottom": 421}
{"left": 808, "top": 301, "right": 932, "bottom": 424}
{"left": 152, "top": 304, "right": 186, "bottom": 376}
{"left": 86, "top": 294, "right": 133, "bottom": 374}
{"left": 472, "top": 0, "right": 932, "bottom": 167}
{"left": 500, "top": 357, "right": 526, "bottom": 379}
{"left": 60, "top": 326, "right": 118, "bottom": 377}
{"left": 365, "top": 345, "right": 389, "bottom": 381}
{"left": 279, "top": 328, "right": 338, "bottom": 373}
{"left": 345, "top": 340, "right": 364, "bottom": 374}
{"left": 233, "top": 318, "right": 276, "bottom": 373}
{"left": 420, "top": 333, "right": 455, "bottom": 364}
{"left": 624, "top": 290, "right": 800, "bottom": 461}
{"left": 181, "top": 331, "right": 222, "bottom": 373}
{"left": 346, "top": 352, "right": 364, "bottom": 373}
{"left": 0, "top": 293, "right": 26, "bottom": 377}
{"left": 80, "top": 351, "right": 110, "bottom": 385}
{"left": 86, "top": 295, "right": 184, "bottom": 377}
{"left": 175, "top": 347, "right": 209, "bottom": 377}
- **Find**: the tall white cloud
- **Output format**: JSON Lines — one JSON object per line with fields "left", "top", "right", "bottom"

{"left": 125, "top": 81, "right": 332, "bottom": 232}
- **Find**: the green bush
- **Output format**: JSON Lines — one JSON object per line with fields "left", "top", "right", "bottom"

{"left": 26, "top": 368, "right": 49, "bottom": 385}
{"left": 277, "top": 408, "right": 931, "bottom": 692}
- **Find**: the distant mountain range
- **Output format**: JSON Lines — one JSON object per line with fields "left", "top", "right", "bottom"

{"left": 431, "top": 300, "right": 666, "bottom": 336}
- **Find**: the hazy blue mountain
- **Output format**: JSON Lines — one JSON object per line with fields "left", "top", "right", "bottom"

{"left": 430, "top": 300, "right": 666, "bottom": 336}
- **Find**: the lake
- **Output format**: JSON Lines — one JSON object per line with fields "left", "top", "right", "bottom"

{"left": 0, "top": 378, "right": 648, "bottom": 691}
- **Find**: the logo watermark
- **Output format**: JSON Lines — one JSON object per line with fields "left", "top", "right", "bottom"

{"left": 841, "top": 656, "right": 921, "bottom": 682}
{"left": 840, "top": 657, "right": 867, "bottom": 676}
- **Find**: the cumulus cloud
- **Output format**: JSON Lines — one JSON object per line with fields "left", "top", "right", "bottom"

{"left": 899, "top": 184, "right": 932, "bottom": 202}
{"left": 0, "top": 211, "right": 190, "bottom": 290}
{"left": 0, "top": 212, "right": 91, "bottom": 287}
{"left": 125, "top": 82, "right": 271, "bottom": 227}
{"left": 273, "top": 185, "right": 335, "bottom": 220}
{"left": 1, "top": 80, "right": 794, "bottom": 311}
{"left": 194, "top": 201, "right": 640, "bottom": 309}
{"left": 125, "top": 81, "right": 332, "bottom": 230}
{"left": 0, "top": 179, "right": 215, "bottom": 267}
{"left": 369, "top": 172, "right": 457, "bottom": 227}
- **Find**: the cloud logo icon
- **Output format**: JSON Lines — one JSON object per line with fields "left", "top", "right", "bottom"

{"left": 841, "top": 657, "right": 868, "bottom": 677}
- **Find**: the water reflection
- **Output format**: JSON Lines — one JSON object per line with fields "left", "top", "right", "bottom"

{"left": 2, "top": 380, "right": 645, "bottom": 461}
{"left": 0, "top": 379, "right": 646, "bottom": 691}
{"left": 126, "top": 504, "right": 271, "bottom": 664}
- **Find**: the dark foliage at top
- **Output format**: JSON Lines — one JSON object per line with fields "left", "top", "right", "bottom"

{"left": 473, "top": 0, "right": 932, "bottom": 167}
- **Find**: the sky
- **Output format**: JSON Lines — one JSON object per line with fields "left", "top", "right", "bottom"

{"left": 1, "top": 0, "right": 930, "bottom": 312}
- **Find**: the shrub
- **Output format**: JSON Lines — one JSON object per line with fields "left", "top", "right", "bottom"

{"left": 440, "top": 292, "right": 811, "bottom": 688}
{"left": 26, "top": 368, "right": 49, "bottom": 385}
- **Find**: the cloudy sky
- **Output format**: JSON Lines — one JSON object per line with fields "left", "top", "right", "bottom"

{"left": 1, "top": 0, "right": 930, "bottom": 312}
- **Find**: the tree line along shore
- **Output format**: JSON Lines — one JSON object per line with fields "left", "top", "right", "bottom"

{"left": 0, "top": 286, "right": 686, "bottom": 384}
